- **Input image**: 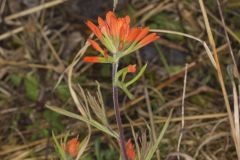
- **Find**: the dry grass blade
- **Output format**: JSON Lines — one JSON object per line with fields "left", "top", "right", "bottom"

{"left": 134, "top": 4, "right": 155, "bottom": 18}
{"left": 143, "top": 86, "right": 160, "bottom": 160}
{"left": 202, "top": 42, "right": 217, "bottom": 69}
{"left": 229, "top": 66, "right": 240, "bottom": 153}
{"left": 0, "top": 133, "right": 65, "bottom": 156}
{"left": 139, "top": 131, "right": 152, "bottom": 160}
{"left": 113, "top": 0, "right": 118, "bottom": 12}
{"left": 130, "top": 124, "right": 141, "bottom": 159}
{"left": 0, "top": 0, "right": 7, "bottom": 16}
{"left": 150, "top": 29, "right": 217, "bottom": 68}
{"left": 177, "top": 64, "right": 188, "bottom": 160}
{"left": 206, "top": 8, "right": 240, "bottom": 44}
{"left": 217, "top": 0, "right": 240, "bottom": 83}
{"left": 54, "top": 34, "right": 92, "bottom": 91}
{"left": 54, "top": 34, "right": 93, "bottom": 90}
{"left": 233, "top": 83, "right": 240, "bottom": 152}
{"left": 4, "top": 0, "right": 67, "bottom": 21}
{"left": 67, "top": 41, "right": 90, "bottom": 116}
{"left": 216, "top": 0, "right": 240, "bottom": 80}
{"left": 40, "top": 27, "right": 65, "bottom": 70}
{"left": 139, "top": 0, "right": 173, "bottom": 25}
{"left": 167, "top": 152, "right": 194, "bottom": 160}
{"left": 123, "top": 113, "right": 228, "bottom": 129}
{"left": 0, "top": 58, "right": 59, "bottom": 72}
{"left": 0, "top": 27, "right": 24, "bottom": 41}
{"left": 10, "top": 144, "right": 45, "bottom": 160}
{"left": 136, "top": 51, "right": 160, "bottom": 159}
{"left": 198, "top": 0, "right": 240, "bottom": 158}
{"left": 194, "top": 132, "right": 229, "bottom": 158}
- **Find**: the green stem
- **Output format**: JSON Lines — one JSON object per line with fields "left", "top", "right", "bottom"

{"left": 112, "top": 62, "right": 128, "bottom": 160}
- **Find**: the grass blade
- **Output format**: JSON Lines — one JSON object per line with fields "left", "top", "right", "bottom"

{"left": 145, "top": 109, "right": 173, "bottom": 160}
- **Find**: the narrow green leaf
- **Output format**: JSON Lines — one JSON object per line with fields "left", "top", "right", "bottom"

{"left": 63, "top": 131, "right": 70, "bottom": 144}
{"left": 126, "top": 64, "right": 147, "bottom": 87}
{"left": 145, "top": 109, "right": 173, "bottom": 160}
{"left": 52, "top": 131, "right": 66, "bottom": 160}
{"left": 121, "top": 86, "right": 134, "bottom": 99}
{"left": 121, "top": 71, "right": 127, "bottom": 82}
{"left": 115, "top": 67, "right": 128, "bottom": 81}
{"left": 94, "top": 138, "right": 101, "bottom": 160}
{"left": 116, "top": 82, "right": 134, "bottom": 99}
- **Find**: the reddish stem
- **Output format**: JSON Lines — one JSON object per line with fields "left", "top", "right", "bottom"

{"left": 112, "top": 62, "right": 128, "bottom": 160}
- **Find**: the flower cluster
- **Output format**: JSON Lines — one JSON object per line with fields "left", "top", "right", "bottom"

{"left": 84, "top": 11, "right": 159, "bottom": 63}
{"left": 61, "top": 138, "right": 80, "bottom": 158}
{"left": 126, "top": 139, "right": 136, "bottom": 160}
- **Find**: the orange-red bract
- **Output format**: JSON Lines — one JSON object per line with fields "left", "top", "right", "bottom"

{"left": 126, "top": 139, "right": 136, "bottom": 160}
{"left": 86, "top": 21, "right": 103, "bottom": 40}
{"left": 83, "top": 56, "right": 100, "bottom": 63}
{"left": 88, "top": 39, "right": 103, "bottom": 53}
{"left": 62, "top": 138, "right": 80, "bottom": 158}
{"left": 84, "top": 11, "right": 159, "bottom": 61}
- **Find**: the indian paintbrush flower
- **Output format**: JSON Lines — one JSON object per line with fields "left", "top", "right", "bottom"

{"left": 84, "top": 11, "right": 159, "bottom": 63}
{"left": 83, "top": 11, "right": 157, "bottom": 160}
{"left": 126, "top": 139, "right": 136, "bottom": 160}
{"left": 61, "top": 138, "right": 80, "bottom": 158}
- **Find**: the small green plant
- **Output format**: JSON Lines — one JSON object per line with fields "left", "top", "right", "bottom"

{"left": 47, "top": 11, "right": 172, "bottom": 160}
